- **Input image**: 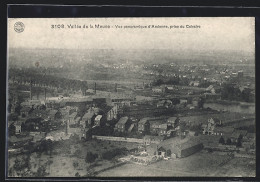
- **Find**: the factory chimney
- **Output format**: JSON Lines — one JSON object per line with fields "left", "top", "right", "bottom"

{"left": 115, "top": 83, "right": 117, "bottom": 92}
{"left": 44, "top": 87, "right": 47, "bottom": 100}
{"left": 94, "top": 82, "right": 96, "bottom": 94}
{"left": 30, "top": 79, "right": 33, "bottom": 100}
{"left": 65, "top": 120, "right": 68, "bottom": 135}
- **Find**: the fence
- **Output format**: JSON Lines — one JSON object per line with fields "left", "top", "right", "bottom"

{"left": 92, "top": 135, "right": 144, "bottom": 143}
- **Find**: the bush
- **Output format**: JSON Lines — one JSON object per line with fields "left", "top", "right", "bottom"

{"left": 74, "top": 149, "right": 82, "bottom": 157}
{"left": 73, "top": 161, "right": 79, "bottom": 168}
{"left": 226, "top": 138, "right": 232, "bottom": 145}
{"left": 101, "top": 148, "right": 127, "bottom": 160}
{"left": 219, "top": 136, "right": 225, "bottom": 144}
{"left": 35, "top": 165, "right": 48, "bottom": 177}
{"left": 85, "top": 152, "right": 98, "bottom": 163}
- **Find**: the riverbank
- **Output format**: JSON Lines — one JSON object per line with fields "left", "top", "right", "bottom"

{"left": 205, "top": 99, "right": 255, "bottom": 106}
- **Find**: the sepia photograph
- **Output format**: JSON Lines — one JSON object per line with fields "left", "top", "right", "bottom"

{"left": 6, "top": 17, "right": 255, "bottom": 178}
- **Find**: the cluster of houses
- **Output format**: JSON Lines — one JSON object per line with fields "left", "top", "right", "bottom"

{"left": 8, "top": 95, "right": 120, "bottom": 142}
{"left": 9, "top": 96, "right": 254, "bottom": 141}
{"left": 8, "top": 89, "right": 255, "bottom": 160}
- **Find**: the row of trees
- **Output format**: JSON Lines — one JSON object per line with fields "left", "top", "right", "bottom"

{"left": 9, "top": 68, "right": 88, "bottom": 95}
{"left": 9, "top": 154, "right": 49, "bottom": 177}
{"left": 219, "top": 136, "right": 242, "bottom": 147}
{"left": 221, "top": 83, "right": 254, "bottom": 102}
{"left": 152, "top": 77, "right": 212, "bottom": 88}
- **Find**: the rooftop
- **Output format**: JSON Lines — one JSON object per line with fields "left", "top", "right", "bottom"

{"left": 116, "top": 116, "right": 129, "bottom": 125}
{"left": 95, "top": 115, "right": 103, "bottom": 121}
{"left": 167, "top": 117, "right": 178, "bottom": 123}
{"left": 82, "top": 111, "right": 95, "bottom": 120}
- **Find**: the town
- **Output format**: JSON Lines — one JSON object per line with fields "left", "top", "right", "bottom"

{"left": 7, "top": 48, "right": 255, "bottom": 177}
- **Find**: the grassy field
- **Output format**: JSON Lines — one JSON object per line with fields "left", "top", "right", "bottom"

{"left": 8, "top": 134, "right": 255, "bottom": 177}
{"left": 8, "top": 139, "right": 140, "bottom": 177}
{"left": 97, "top": 151, "right": 255, "bottom": 177}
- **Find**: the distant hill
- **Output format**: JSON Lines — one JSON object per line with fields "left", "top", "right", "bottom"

{"left": 8, "top": 48, "right": 254, "bottom": 69}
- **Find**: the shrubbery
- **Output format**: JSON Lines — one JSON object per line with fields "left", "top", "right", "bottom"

{"left": 85, "top": 152, "right": 98, "bottom": 163}
{"left": 101, "top": 147, "right": 127, "bottom": 160}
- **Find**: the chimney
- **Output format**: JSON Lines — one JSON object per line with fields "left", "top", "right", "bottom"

{"left": 115, "top": 83, "right": 117, "bottom": 92}
{"left": 44, "top": 87, "right": 47, "bottom": 100}
{"left": 94, "top": 82, "right": 96, "bottom": 94}
{"left": 30, "top": 79, "right": 33, "bottom": 100}
{"left": 65, "top": 120, "right": 68, "bottom": 135}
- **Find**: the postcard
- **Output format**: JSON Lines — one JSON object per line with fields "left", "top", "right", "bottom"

{"left": 6, "top": 17, "right": 255, "bottom": 178}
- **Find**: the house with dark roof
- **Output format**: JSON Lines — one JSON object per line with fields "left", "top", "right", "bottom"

{"left": 101, "top": 105, "right": 118, "bottom": 121}
{"left": 138, "top": 118, "right": 150, "bottom": 134}
{"left": 148, "top": 117, "right": 170, "bottom": 136}
{"left": 149, "top": 138, "right": 203, "bottom": 158}
{"left": 167, "top": 117, "right": 180, "bottom": 129}
{"left": 114, "top": 116, "right": 131, "bottom": 133}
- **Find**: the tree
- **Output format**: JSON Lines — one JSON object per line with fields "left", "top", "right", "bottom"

{"left": 198, "top": 98, "right": 205, "bottom": 109}
{"left": 236, "top": 138, "right": 242, "bottom": 148}
{"left": 74, "top": 149, "right": 82, "bottom": 157}
{"left": 40, "top": 104, "right": 46, "bottom": 110}
{"left": 85, "top": 152, "right": 98, "bottom": 164}
{"left": 13, "top": 155, "right": 31, "bottom": 176}
{"left": 122, "top": 105, "right": 130, "bottom": 113}
{"left": 226, "top": 138, "right": 232, "bottom": 145}
{"left": 73, "top": 161, "right": 79, "bottom": 169}
{"left": 179, "top": 122, "right": 187, "bottom": 133}
{"left": 14, "top": 104, "right": 22, "bottom": 115}
{"left": 46, "top": 139, "right": 53, "bottom": 157}
{"left": 35, "top": 165, "right": 48, "bottom": 177}
{"left": 219, "top": 136, "right": 225, "bottom": 144}
{"left": 166, "top": 149, "right": 171, "bottom": 157}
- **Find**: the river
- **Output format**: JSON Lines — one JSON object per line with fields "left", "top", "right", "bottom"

{"left": 204, "top": 102, "right": 255, "bottom": 114}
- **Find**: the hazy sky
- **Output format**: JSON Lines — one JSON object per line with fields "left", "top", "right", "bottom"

{"left": 8, "top": 17, "right": 255, "bottom": 52}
